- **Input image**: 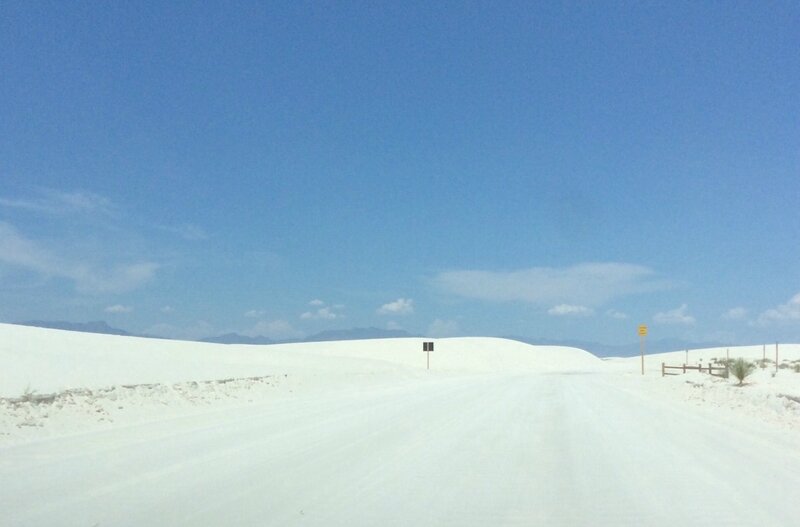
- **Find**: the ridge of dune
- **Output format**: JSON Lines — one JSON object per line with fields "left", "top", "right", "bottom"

{"left": 0, "top": 323, "right": 601, "bottom": 397}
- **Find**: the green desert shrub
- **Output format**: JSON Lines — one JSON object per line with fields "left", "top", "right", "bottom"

{"left": 716, "top": 358, "right": 735, "bottom": 369}
{"left": 729, "top": 358, "right": 756, "bottom": 386}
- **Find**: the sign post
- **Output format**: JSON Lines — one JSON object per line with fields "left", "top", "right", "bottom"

{"left": 638, "top": 325, "right": 648, "bottom": 375}
{"left": 776, "top": 342, "right": 779, "bottom": 374}
{"left": 423, "top": 341, "right": 434, "bottom": 370}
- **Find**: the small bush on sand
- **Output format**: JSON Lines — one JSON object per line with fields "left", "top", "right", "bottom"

{"left": 730, "top": 358, "right": 756, "bottom": 386}
{"left": 20, "top": 385, "right": 37, "bottom": 402}
{"left": 716, "top": 358, "right": 735, "bottom": 368}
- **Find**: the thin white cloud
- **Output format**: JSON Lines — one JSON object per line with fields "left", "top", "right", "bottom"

{"left": 161, "top": 306, "right": 175, "bottom": 314}
{"left": 653, "top": 304, "right": 695, "bottom": 325}
{"left": 547, "top": 304, "right": 594, "bottom": 316}
{"left": 722, "top": 307, "right": 748, "bottom": 320}
{"left": 301, "top": 300, "right": 345, "bottom": 320}
{"left": 378, "top": 298, "right": 414, "bottom": 315}
{"left": 606, "top": 309, "right": 628, "bottom": 320}
{"left": 105, "top": 304, "right": 133, "bottom": 313}
{"left": 0, "top": 221, "right": 158, "bottom": 294}
{"left": 0, "top": 221, "right": 53, "bottom": 271}
{"left": 0, "top": 189, "right": 114, "bottom": 216}
{"left": 433, "top": 263, "right": 670, "bottom": 306}
{"left": 386, "top": 321, "right": 402, "bottom": 330}
{"left": 244, "top": 309, "right": 266, "bottom": 318}
{"left": 72, "top": 262, "right": 159, "bottom": 294}
{"left": 427, "top": 318, "right": 460, "bottom": 337}
{"left": 756, "top": 293, "right": 800, "bottom": 325}
{"left": 300, "top": 307, "right": 340, "bottom": 320}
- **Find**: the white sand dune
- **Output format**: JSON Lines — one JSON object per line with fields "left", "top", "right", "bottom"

{"left": 0, "top": 323, "right": 601, "bottom": 398}
{"left": 1, "top": 324, "right": 799, "bottom": 527}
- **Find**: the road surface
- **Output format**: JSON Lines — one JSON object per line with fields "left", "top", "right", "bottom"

{"left": 2, "top": 373, "right": 798, "bottom": 526}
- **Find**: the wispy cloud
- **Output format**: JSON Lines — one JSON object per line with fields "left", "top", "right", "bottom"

{"left": 105, "top": 304, "right": 133, "bottom": 313}
{"left": 653, "top": 304, "right": 695, "bottom": 325}
{"left": 547, "top": 304, "right": 594, "bottom": 316}
{"left": 722, "top": 307, "right": 748, "bottom": 320}
{"left": 244, "top": 309, "right": 266, "bottom": 318}
{"left": 300, "top": 300, "right": 344, "bottom": 320}
{"left": 377, "top": 298, "right": 414, "bottom": 315}
{"left": 756, "top": 293, "right": 800, "bottom": 325}
{"left": 433, "top": 263, "right": 670, "bottom": 306}
{"left": 0, "top": 189, "right": 114, "bottom": 216}
{"left": 161, "top": 306, "right": 175, "bottom": 314}
{"left": 73, "top": 263, "right": 159, "bottom": 294}
{"left": 605, "top": 309, "right": 628, "bottom": 320}
{"left": 300, "top": 307, "right": 340, "bottom": 320}
{"left": 0, "top": 221, "right": 158, "bottom": 294}
{"left": 0, "top": 221, "right": 54, "bottom": 271}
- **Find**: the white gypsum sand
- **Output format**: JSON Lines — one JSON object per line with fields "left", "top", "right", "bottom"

{"left": 1, "top": 323, "right": 799, "bottom": 527}
{"left": 604, "top": 344, "right": 800, "bottom": 433}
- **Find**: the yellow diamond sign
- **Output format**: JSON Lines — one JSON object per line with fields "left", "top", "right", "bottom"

{"left": 638, "top": 324, "right": 648, "bottom": 336}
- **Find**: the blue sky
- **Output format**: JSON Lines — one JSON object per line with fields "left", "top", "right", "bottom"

{"left": 1, "top": 1, "right": 798, "bottom": 344}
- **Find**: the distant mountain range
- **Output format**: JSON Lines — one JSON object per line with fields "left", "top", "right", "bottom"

{"left": 201, "top": 327, "right": 418, "bottom": 344}
{"left": 18, "top": 321, "right": 417, "bottom": 346}
{"left": 199, "top": 333, "right": 276, "bottom": 345}
{"left": 16, "top": 320, "right": 729, "bottom": 356}
{"left": 503, "top": 336, "right": 732, "bottom": 358}
{"left": 303, "top": 327, "right": 418, "bottom": 342}
{"left": 18, "top": 320, "right": 134, "bottom": 337}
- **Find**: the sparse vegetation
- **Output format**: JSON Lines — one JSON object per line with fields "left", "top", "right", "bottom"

{"left": 20, "top": 385, "right": 37, "bottom": 403}
{"left": 730, "top": 358, "right": 756, "bottom": 386}
{"left": 715, "top": 358, "right": 735, "bottom": 369}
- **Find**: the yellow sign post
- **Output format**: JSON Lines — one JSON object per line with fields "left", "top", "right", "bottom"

{"left": 638, "top": 325, "right": 647, "bottom": 374}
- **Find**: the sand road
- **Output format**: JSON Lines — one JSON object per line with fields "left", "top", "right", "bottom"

{"left": 2, "top": 372, "right": 798, "bottom": 527}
